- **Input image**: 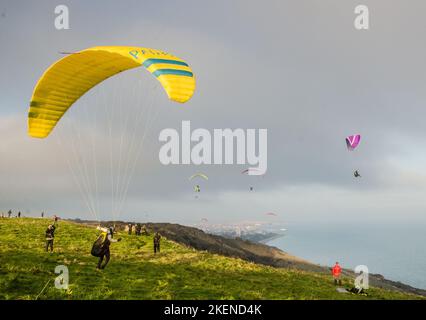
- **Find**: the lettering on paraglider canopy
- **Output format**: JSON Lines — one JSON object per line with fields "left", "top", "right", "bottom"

{"left": 129, "top": 49, "right": 172, "bottom": 60}
{"left": 159, "top": 121, "right": 267, "bottom": 174}
{"left": 129, "top": 50, "right": 139, "bottom": 59}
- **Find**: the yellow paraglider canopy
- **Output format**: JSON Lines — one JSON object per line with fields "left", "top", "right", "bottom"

{"left": 28, "top": 46, "right": 196, "bottom": 138}
{"left": 189, "top": 173, "right": 209, "bottom": 181}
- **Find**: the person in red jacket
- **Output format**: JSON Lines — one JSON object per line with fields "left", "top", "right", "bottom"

{"left": 332, "top": 262, "right": 342, "bottom": 285}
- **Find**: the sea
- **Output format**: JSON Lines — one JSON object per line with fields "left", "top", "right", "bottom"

{"left": 267, "top": 222, "right": 426, "bottom": 290}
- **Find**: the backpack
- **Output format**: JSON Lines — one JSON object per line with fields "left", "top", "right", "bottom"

{"left": 91, "top": 232, "right": 107, "bottom": 257}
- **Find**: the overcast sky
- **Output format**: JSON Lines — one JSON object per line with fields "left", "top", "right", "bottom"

{"left": 1, "top": 0, "right": 426, "bottom": 226}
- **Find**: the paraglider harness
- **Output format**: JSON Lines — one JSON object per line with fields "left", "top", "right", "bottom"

{"left": 348, "top": 286, "right": 368, "bottom": 296}
{"left": 45, "top": 224, "right": 56, "bottom": 240}
{"left": 91, "top": 228, "right": 112, "bottom": 257}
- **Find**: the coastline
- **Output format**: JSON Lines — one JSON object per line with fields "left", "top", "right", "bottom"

{"left": 258, "top": 233, "right": 286, "bottom": 244}
{"left": 263, "top": 231, "right": 426, "bottom": 296}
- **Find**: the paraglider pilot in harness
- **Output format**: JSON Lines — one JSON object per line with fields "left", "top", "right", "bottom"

{"left": 93, "top": 226, "right": 121, "bottom": 269}
{"left": 354, "top": 170, "right": 361, "bottom": 178}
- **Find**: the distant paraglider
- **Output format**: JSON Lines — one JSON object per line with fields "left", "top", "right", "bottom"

{"left": 242, "top": 168, "right": 264, "bottom": 191}
{"left": 189, "top": 173, "right": 208, "bottom": 196}
{"left": 346, "top": 134, "right": 361, "bottom": 151}
{"left": 241, "top": 168, "right": 263, "bottom": 175}
{"left": 189, "top": 173, "right": 209, "bottom": 181}
{"left": 265, "top": 212, "right": 277, "bottom": 217}
{"left": 346, "top": 134, "right": 362, "bottom": 178}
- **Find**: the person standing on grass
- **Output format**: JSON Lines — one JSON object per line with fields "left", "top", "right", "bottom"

{"left": 18, "top": 211, "right": 21, "bottom": 218}
{"left": 135, "top": 223, "right": 141, "bottom": 236}
{"left": 332, "top": 262, "right": 342, "bottom": 286}
{"left": 8, "top": 210, "right": 12, "bottom": 218}
{"left": 153, "top": 232, "right": 161, "bottom": 254}
{"left": 45, "top": 221, "right": 57, "bottom": 253}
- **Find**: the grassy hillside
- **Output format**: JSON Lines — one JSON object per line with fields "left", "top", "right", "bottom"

{"left": 0, "top": 218, "right": 422, "bottom": 300}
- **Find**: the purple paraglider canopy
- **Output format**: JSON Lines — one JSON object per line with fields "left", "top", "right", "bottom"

{"left": 346, "top": 134, "right": 361, "bottom": 151}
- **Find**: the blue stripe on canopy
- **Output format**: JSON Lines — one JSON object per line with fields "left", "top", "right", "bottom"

{"left": 143, "top": 58, "right": 189, "bottom": 68}
{"left": 153, "top": 69, "right": 193, "bottom": 77}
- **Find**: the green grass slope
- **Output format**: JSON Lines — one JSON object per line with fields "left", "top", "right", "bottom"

{"left": 0, "top": 218, "right": 422, "bottom": 300}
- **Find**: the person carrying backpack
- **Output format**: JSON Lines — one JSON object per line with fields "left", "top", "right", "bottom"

{"left": 93, "top": 226, "right": 121, "bottom": 269}
{"left": 45, "top": 221, "right": 57, "bottom": 252}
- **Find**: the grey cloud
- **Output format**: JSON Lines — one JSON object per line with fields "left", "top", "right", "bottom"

{"left": 1, "top": 1, "right": 426, "bottom": 224}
